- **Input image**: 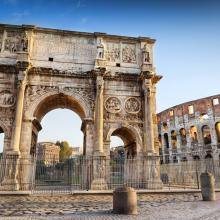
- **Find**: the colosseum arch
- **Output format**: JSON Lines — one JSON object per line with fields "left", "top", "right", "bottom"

{"left": 202, "top": 125, "right": 212, "bottom": 145}
{"left": 215, "top": 122, "right": 220, "bottom": 143}
{"left": 0, "top": 24, "right": 162, "bottom": 191}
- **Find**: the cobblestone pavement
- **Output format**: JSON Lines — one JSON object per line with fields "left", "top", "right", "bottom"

{"left": 0, "top": 193, "right": 220, "bottom": 219}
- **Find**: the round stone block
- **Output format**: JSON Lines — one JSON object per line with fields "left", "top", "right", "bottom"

{"left": 200, "top": 172, "right": 216, "bottom": 201}
{"left": 113, "top": 186, "right": 138, "bottom": 215}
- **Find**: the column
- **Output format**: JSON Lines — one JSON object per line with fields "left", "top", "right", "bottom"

{"left": 91, "top": 74, "right": 108, "bottom": 190}
{"left": 10, "top": 70, "right": 28, "bottom": 154}
{"left": 94, "top": 75, "right": 104, "bottom": 155}
{"left": 0, "top": 62, "right": 30, "bottom": 191}
{"left": 142, "top": 78, "right": 154, "bottom": 155}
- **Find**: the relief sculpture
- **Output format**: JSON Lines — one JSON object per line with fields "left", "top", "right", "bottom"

{"left": 122, "top": 44, "right": 136, "bottom": 63}
{"left": 0, "top": 91, "right": 15, "bottom": 107}
{"left": 125, "top": 97, "right": 140, "bottom": 114}
{"left": 105, "top": 97, "right": 121, "bottom": 113}
{"left": 4, "top": 31, "right": 28, "bottom": 53}
{"left": 105, "top": 42, "right": 120, "bottom": 62}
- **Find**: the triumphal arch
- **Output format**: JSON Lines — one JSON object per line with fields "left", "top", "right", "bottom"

{"left": 0, "top": 24, "right": 162, "bottom": 191}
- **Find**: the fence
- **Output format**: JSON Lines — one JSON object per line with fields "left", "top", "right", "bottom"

{"left": 0, "top": 154, "right": 220, "bottom": 193}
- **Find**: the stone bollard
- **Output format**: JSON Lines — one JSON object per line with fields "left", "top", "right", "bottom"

{"left": 200, "top": 172, "right": 216, "bottom": 201}
{"left": 113, "top": 186, "right": 138, "bottom": 215}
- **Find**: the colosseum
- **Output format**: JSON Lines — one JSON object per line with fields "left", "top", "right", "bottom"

{"left": 157, "top": 94, "right": 220, "bottom": 163}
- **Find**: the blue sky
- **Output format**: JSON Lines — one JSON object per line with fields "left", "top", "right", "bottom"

{"left": 0, "top": 0, "right": 220, "bottom": 149}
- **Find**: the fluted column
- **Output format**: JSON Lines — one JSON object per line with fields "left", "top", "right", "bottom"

{"left": 143, "top": 78, "right": 154, "bottom": 155}
{"left": 10, "top": 70, "right": 28, "bottom": 154}
{"left": 94, "top": 75, "right": 104, "bottom": 155}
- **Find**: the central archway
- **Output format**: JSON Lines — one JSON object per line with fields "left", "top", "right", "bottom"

{"left": 30, "top": 93, "right": 88, "bottom": 157}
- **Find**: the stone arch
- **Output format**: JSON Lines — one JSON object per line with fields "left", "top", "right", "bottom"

{"left": 202, "top": 125, "right": 212, "bottom": 145}
{"left": 26, "top": 90, "right": 92, "bottom": 121}
{"left": 163, "top": 133, "right": 169, "bottom": 148}
{"left": 190, "top": 125, "right": 198, "bottom": 144}
{"left": 106, "top": 124, "right": 142, "bottom": 156}
{"left": 21, "top": 91, "right": 93, "bottom": 158}
{"left": 171, "top": 130, "right": 177, "bottom": 148}
{"left": 215, "top": 122, "right": 220, "bottom": 143}
{"left": 179, "top": 128, "right": 187, "bottom": 146}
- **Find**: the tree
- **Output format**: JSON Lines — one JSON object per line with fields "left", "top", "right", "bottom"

{"left": 56, "top": 141, "right": 72, "bottom": 162}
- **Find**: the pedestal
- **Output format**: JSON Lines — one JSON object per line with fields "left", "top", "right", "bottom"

{"left": 90, "top": 156, "right": 108, "bottom": 190}
{"left": 0, "top": 152, "right": 20, "bottom": 191}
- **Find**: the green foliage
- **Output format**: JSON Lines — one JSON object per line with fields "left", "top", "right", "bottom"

{"left": 56, "top": 141, "right": 72, "bottom": 162}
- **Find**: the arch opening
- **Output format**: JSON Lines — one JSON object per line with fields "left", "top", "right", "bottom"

{"left": 30, "top": 94, "right": 86, "bottom": 159}
{"left": 164, "top": 133, "right": 169, "bottom": 149}
{"left": 179, "top": 128, "right": 187, "bottom": 146}
{"left": 202, "top": 125, "right": 212, "bottom": 145}
{"left": 171, "top": 130, "right": 177, "bottom": 149}
{"left": 110, "top": 127, "right": 137, "bottom": 159}
{"left": 215, "top": 122, "right": 220, "bottom": 143}
{"left": 0, "top": 126, "right": 4, "bottom": 154}
{"left": 190, "top": 126, "right": 198, "bottom": 145}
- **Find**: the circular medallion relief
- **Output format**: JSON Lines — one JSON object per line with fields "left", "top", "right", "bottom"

{"left": 125, "top": 97, "right": 141, "bottom": 114}
{"left": 105, "top": 97, "right": 121, "bottom": 113}
{"left": 0, "top": 90, "right": 15, "bottom": 108}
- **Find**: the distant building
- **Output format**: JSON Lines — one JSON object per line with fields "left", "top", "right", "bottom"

{"left": 37, "top": 142, "right": 60, "bottom": 164}
{"left": 157, "top": 94, "right": 220, "bottom": 163}
{"left": 70, "top": 146, "right": 82, "bottom": 157}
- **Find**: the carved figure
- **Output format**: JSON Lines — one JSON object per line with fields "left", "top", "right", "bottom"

{"left": 142, "top": 44, "right": 150, "bottom": 63}
{"left": 105, "top": 97, "right": 121, "bottom": 113}
{"left": 20, "top": 32, "right": 28, "bottom": 52}
{"left": 125, "top": 97, "right": 140, "bottom": 113}
{"left": 122, "top": 45, "right": 136, "bottom": 63}
{"left": 0, "top": 91, "right": 15, "bottom": 107}
{"left": 105, "top": 42, "right": 120, "bottom": 62}
{"left": 96, "top": 38, "right": 104, "bottom": 59}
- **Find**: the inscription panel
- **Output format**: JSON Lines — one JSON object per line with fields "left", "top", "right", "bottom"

{"left": 32, "top": 33, "right": 96, "bottom": 62}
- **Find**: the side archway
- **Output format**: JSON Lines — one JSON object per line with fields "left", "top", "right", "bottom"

{"left": 106, "top": 124, "right": 142, "bottom": 158}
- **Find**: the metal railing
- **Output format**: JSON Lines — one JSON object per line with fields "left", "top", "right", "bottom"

{"left": 0, "top": 154, "right": 220, "bottom": 193}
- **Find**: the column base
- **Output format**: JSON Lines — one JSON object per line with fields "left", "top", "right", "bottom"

{"left": 0, "top": 178, "right": 19, "bottom": 191}
{"left": 91, "top": 178, "right": 108, "bottom": 190}
{"left": 144, "top": 177, "right": 163, "bottom": 190}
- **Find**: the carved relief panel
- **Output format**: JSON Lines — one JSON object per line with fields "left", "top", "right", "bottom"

{"left": 105, "top": 97, "right": 121, "bottom": 113}
{"left": 3, "top": 31, "right": 28, "bottom": 53}
{"left": 104, "top": 96, "right": 142, "bottom": 122}
{"left": 0, "top": 90, "right": 15, "bottom": 107}
{"left": 125, "top": 97, "right": 141, "bottom": 114}
{"left": 105, "top": 42, "right": 137, "bottom": 64}
{"left": 122, "top": 43, "right": 136, "bottom": 63}
{"left": 105, "top": 42, "right": 120, "bottom": 62}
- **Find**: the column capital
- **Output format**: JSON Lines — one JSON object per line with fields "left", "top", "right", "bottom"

{"left": 140, "top": 71, "right": 163, "bottom": 85}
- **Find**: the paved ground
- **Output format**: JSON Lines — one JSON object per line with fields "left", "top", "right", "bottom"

{"left": 0, "top": 193, "right": 220, "bottom": 219}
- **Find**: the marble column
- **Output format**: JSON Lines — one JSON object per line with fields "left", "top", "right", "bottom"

{"left": 94, "top": 75, "right": 104, "bottom": 155}
{"left": 0, "top": 64, "right": 30, "bottom": 191}
{"left": 142, "top": 78, "right": 154, "bottom": 155}
{"left": 10, "top": 70, "right": 27, "bottom": 154}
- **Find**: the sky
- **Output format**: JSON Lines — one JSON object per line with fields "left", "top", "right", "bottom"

{"left": 0, "top": 0, "right": 220, "bottom": 150}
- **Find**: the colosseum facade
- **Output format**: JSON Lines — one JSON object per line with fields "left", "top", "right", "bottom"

{"left": 157, "top": 94, "right": 220, "bottom": 163}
